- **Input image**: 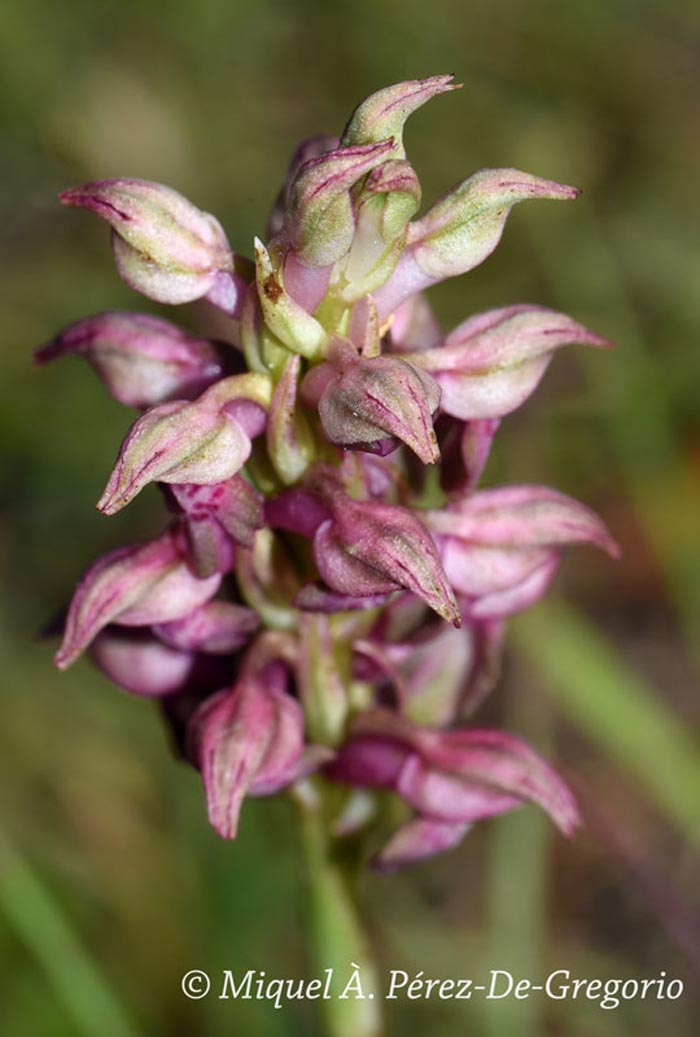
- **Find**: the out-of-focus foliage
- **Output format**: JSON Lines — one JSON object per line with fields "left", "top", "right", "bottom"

{"left": 1, "top": 1, "right": 698, "bottom": 1034}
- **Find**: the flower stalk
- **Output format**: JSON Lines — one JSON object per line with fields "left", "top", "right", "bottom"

{"left": 294, "top": 781, "right": 383, "bottom": 1037}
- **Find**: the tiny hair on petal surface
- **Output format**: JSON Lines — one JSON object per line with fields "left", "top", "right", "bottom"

{"left": 44, "top": 73, "right": 617, "bottom": 903}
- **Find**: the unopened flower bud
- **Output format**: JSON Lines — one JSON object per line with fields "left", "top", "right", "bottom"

{"left": 98, "top": 374, "right": 272, "bottom": 515}
{"left": 328, "top": 708, "right": 580, "bottom": 866}
{"left": 304, "top": 338, "right": 441, "bottom": 463}
{"left": 56, "top": 531, "right": 220, "bottom": 669}
{"left": 341, "top": 75, "right": 459, "bottom": 159}
{"left": 267, "top": 134, "right": 339, "bottom": 239}
{"left": 375, "top": 170, "right": 580, "bottom": 314}
{"left": 425, "top": 485, "right": 619, "bottom": 618}
{"left": 189, "top": 664, "right": 329, "bottom": 838}
{"left": 362, "top": 161, "right": 422, "bottom": 241}
{"left": 36, "top": 310, "right": 227, "bottom": 408}
{"left": 412, "top": 169, "right": 579, "bottom": 279}
{"left": 283, "top": 140, "right": 394, "bottom": 268}
{"left": 339, "top": 160, "right": 422, "bottom": 300}
{"left": 60, "top": 179, "right": 244, "bottom": 309}
{"left": 406, "top": 305, "right": 611, "bottom": 420}
{"left": 312, "top": 493, "right": 460, "bottom": 625}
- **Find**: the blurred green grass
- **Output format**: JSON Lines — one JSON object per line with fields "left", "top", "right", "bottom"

{"left": 1, "top": 0, "right": 699, "bottom": 1034}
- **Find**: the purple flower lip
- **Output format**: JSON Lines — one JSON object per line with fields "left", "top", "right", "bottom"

{"left": 265, "top": 487, "right": 331, "bottom": 539}
{"left": 372, "top": 817, "right": 472, "bottom": 873}
{"left": 154, "top": 601, "right": 259, "bottom": 654}
{"left": 295, "top": 584, "right": 392, "bottom": 614}
{"left": 169, "top": 476, "right": 264, "bottom": 577}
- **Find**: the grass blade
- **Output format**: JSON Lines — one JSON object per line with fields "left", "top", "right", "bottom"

{"left": 0, "top": 833, "right": 143, "bottom": 1037}
{"left": 513, "top": 600, "right": 700, "bottom": 845}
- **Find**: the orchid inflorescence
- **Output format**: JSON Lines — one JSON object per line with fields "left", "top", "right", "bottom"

{"left": 41, "top": 76, "right": 617, "bottom": 872}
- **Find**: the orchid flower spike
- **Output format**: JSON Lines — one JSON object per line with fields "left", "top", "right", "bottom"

{"left": 46, "top": 75, "right": 616, "bottom": 873}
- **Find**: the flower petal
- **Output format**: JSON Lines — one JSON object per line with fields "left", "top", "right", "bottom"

{"left": 56, "top": 532, "right": 220, "bottom": 669}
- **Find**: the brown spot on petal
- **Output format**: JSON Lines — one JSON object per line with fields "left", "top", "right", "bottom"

{"left": 263, "top": 273, "right": 283, "bottom": 302}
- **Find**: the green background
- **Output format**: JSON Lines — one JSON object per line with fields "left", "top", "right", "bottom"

{"left": 1, "top": 0, "right": 699, "bottom": 1034}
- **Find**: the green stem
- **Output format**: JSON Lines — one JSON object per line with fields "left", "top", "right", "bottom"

{"left": 294, "top": 784, "right": 383, "bottom": 1037}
